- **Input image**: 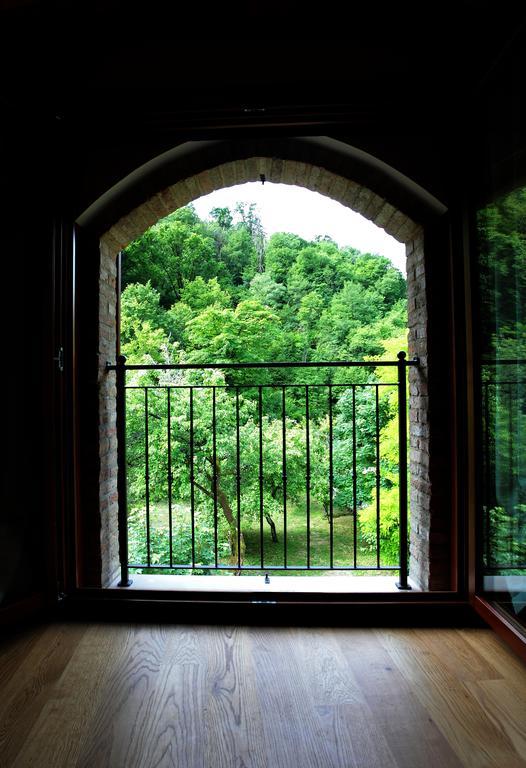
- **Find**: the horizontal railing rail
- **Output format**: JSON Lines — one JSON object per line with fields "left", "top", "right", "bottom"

{"left": 108, "top": 353, "right": 418, "bottom": 589}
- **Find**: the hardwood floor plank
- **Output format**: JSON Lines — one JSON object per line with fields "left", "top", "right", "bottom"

{"left": 335, "top": 627, "right": 465, "bottom": 768}
{"left": 117, "top": 624, "right": 218, "bottom": 768}
{"left": 291, "top": 627, "right": 363, "bottom": 705}
{"left": 466, "top": 679, "right": 526, "bottom": 761}
{"left": 249, "top": 626, "right": 334, "bottom": 768}
{"left": 378, "top": 628, "right": 526, "bottom": 768}
{"left": 131, "top": 626, "right": 208, "bottom": 768}
{"left": 292, "top": 628, "right": 398, "bottom": 768}
{"left": 75, "top": 623, "right": 170, "bottom": 768}
{"left": 314, "top": 703, "right": 398, "bottom": 768}
{"left": 202, "top": 626, "right": 266, "bottom": 768}
{"left": 460, "top": 629, "right": 526, "bottom": 689}
{"left": 414, "top": 628, "right": 503, "bottom": 683}
{"left": 11, "top": 624, "right": 127, "bottom": 768}
{"left": 0, "top": 624, "right": 45, "bottom": 693}
{"left": 0, "top": 623, "right": 86, "bottom": 768}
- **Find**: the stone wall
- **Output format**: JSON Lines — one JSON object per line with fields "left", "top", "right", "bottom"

{"left": 99, "top": 237, "right": 120, "bottom": 586}
{"left": 406, "top": 232, "right": 430, "bottom": 588}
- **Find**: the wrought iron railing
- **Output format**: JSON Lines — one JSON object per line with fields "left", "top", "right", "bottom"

{"left": 107, "top": 353, "right": 418, "bottom": 589}
{"left": 481, "top": 361, "right": 526, "bottom": 573}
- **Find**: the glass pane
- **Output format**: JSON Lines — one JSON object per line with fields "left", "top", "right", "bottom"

{"left": 477, "top": 186, "right": 526, "bottom": 629}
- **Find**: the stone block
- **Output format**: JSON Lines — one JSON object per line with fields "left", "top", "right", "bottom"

{"left": 270, "top": 157, "right": 284, "bottom": 183}
{"left": 363, "top": 193, "right": 386, "bottom": 221}
{"left": 373, "top": 201, "right": 397, "bottom": 229}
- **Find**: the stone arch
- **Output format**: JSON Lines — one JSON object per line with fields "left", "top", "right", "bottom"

{"left": 91, "top": 141, "right": 444, "bottom": 591}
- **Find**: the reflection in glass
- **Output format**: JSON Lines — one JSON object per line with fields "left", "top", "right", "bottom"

{"left": 477, "top": 186, "right": 526, "bottom": 628}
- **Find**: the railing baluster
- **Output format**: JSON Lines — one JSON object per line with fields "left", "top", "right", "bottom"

{"left": 396, "top": 352, "right": 411, "bottom": 589}
{"left": 189, "top": 387, "right": 195, "bottom": 569}
{"left": 116, "top": 355, "right": 131, "bottom": 586}
{"left": 167, "top": 387, "right": 173, "bottom": 568}
{"left": 305, "top": 385, "right": 311, "bottom": 569}
{"left": 329, "top": 384, "right": 334, "bottom": 569}
{"left": 375, "top": 383, "right": 381, "bottom": 568}
{"left": 212, "top": 387, "right": 218, "bottom": 569}
{"left": 236, "top": 387, "right": 241, "bottom": 570}
{"left": 144, "top": 387, "right": 151, "bottom": 568}
{"left": 282, "top": 386, "right": 287, "bottom": 569}
{"left": 352, "top": 384, "right": 357, "bottom": 569}
{"left": 259, "top": 386, "right": 264, "bottom": 570}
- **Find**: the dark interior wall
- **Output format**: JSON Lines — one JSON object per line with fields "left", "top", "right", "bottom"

{"left": 1, "top": 1, "right": 525, "bottom": 615}
{"left": 0, "top": 111, "right": 58, "bottom": 611}
{"left": 75, "top": 132, "right": 449, "bottom": 210}
{"left": 0, "top": 124, "right": 454, "bottom": 603}
{"left": 470, "top": 39, "right": 526, "bottom": 203}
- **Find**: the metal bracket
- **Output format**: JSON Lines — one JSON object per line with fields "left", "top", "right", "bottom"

{"left": 53, "top": 346, "right": 64, "bottom": 372}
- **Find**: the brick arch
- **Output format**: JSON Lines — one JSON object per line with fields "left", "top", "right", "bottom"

{"left": 102, "top": 157, "right": 421, "bottom": 253}
{"left": 97, "top": 156, "right": 437, "bottom": 592}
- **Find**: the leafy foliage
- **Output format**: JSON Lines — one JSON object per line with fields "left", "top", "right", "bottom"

{"left": 121, "top": 202, "right": 408, "bottom": 572}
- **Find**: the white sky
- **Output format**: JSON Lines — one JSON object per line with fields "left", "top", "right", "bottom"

{"left": 192, "top": 182, "right": 406, "bottom": 274}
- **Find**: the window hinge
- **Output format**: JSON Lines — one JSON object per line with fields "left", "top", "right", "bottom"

{"left": 54, "top": 346, "right": 64, "bottom": 372}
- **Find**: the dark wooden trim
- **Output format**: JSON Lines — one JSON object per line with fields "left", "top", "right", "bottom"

{"left": 448, "top": 216, "right": 459, "bottom": 593}
{"left": 447, "top": 205, "right": 469, "bottom": 596}
{"left": 473, "top": 595, "right": 526, "bottom": 662}
{"left": 71, "top": 225, "right": 81, "bottom": 591}
{"left": 49, "top": 218, "right": 79, "bottom": 599}
{"left": 463, "top": 202, "right": 478, "bottom": 600}
{"left": 72, "top": 587, "right": 470, "bottom": 603}
{"left": 60, "top": 589, "right": 485, "bottom": 627}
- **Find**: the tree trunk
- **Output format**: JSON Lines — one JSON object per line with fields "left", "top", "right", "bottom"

{"left": 194, "top": 465, "right": 245, "bottom": 568}
{"left": 264, "top": 512, "right": 279, "bottom": 543}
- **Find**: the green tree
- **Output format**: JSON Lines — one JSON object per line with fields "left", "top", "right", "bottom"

{"left": 180, "top": 276, "right": 231, "bottom": 313}
{"left": 235, "top": 202, "right": 266, "bottom": 273}
{"left": 185, "top": 300, "right": 283, "bottom": 364}
{"left": 210, "top": 206, "right": 233, "bottom": 229}
{"left": 265, "top": 232, "right": 306, "bottom": 283}
{"left": 248, "top": 272, "right": 287, "bottom": 309}
{"left": 123, "top": 207, "right": 219, "bottom": 307}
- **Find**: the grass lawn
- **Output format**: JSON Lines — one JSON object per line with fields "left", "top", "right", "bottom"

{"left": 128, "top": 500, "right": 399, "bottom": 577}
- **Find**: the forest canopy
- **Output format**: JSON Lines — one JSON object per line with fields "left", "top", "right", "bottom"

{"left": 121, "top": 203, "right": 407, "bottom": 366}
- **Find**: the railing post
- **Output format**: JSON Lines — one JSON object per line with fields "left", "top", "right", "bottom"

{"left": 396, "top": 351, "right": 411, "bottom": 590}
{"left": 116, "top": 354, "right": 132, "bottom": 586}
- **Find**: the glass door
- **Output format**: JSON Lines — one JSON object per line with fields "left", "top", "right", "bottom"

{"left": 475, "top": 184, "right": 526, "bottom": 638}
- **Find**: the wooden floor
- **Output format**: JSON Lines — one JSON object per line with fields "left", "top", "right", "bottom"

{"left": 1, "top": 622, "right": 525, "bottom": 767}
